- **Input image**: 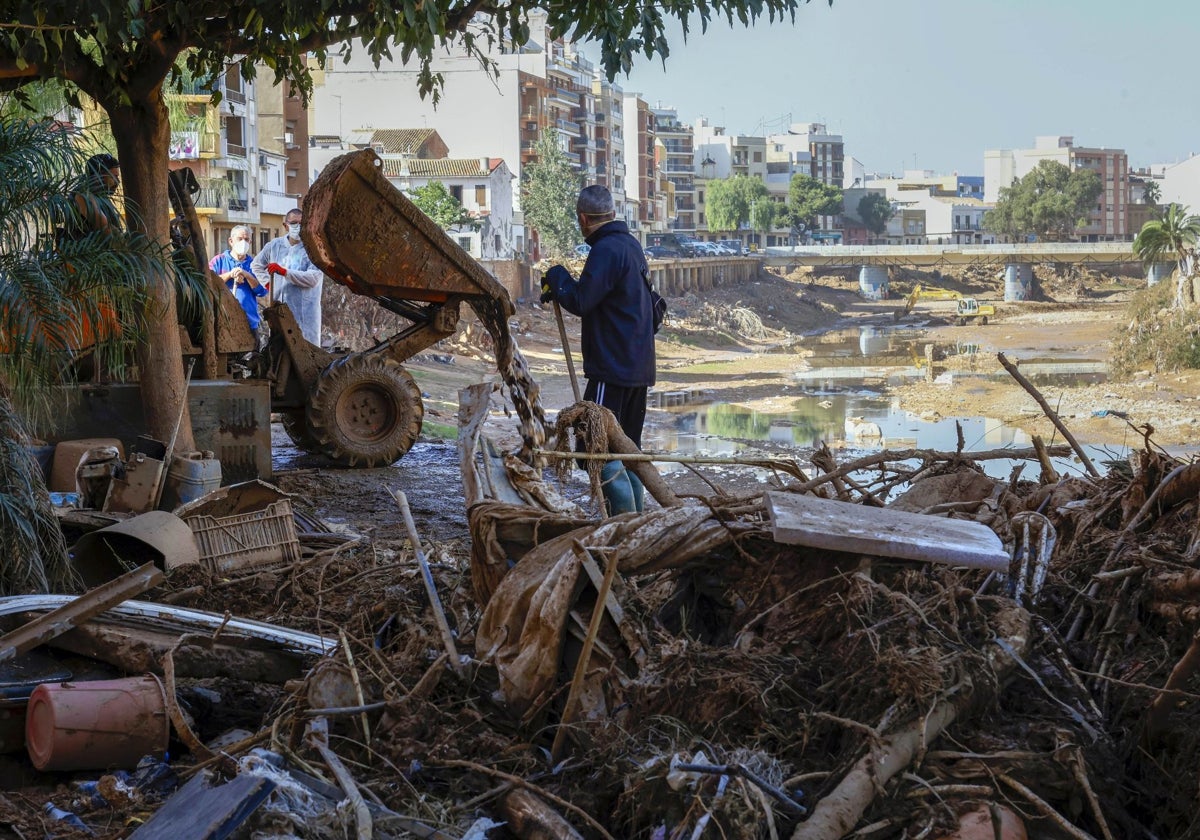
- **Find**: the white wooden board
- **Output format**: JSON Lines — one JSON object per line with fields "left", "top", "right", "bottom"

{"left": 765, "top": 491, "right": 1010, "bottom": 571}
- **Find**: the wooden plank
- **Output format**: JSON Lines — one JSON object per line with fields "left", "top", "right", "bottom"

{"left": 128, "top": 770, "right": 274, "bottom": 840}
{"left": 0, "top": 563, "right": 163, "bottom": 663}
{"left": 764, "top": 491, "right": 1010, "bottom": 571}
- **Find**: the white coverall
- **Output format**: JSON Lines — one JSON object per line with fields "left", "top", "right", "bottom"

{"left": 252, "top": 235, "right": 325, "bottom": 345}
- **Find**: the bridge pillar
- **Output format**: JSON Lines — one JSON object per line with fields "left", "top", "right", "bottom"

{"left": 1147, "top": 262, "right": 1174, "bottom": 286}
{"left": 858, "top": 265, "right": 889, "bottom": 300}
{"left": 1003, "top": 263, "right": 1033, "bottom": 301}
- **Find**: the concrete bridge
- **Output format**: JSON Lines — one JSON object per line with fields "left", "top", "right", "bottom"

{"left": 757, "top": 242, "right": 1163, "bottom": 302}
{"left": 760, "top": 242, "right": 1138, "bottom": 269}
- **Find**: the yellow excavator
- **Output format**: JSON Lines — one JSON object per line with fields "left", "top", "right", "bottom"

{"left": 896, "top": 284, "right": 995, "bottom": 325}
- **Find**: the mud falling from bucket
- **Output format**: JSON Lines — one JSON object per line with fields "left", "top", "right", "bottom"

{"left": 469, "top": 295, "right": 548, "bottom": 460}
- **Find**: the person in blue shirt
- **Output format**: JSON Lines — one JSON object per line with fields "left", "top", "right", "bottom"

{"left": 540, "top": 185, "right": 656, "bottom": 515}
{"left": 209, "top": 225, "right": 267, "bottom": 347}
{"left": 251, "top": 207, "right": 324, "bottom": 346}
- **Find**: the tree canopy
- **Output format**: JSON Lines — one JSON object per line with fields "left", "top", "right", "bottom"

{"left": 786, "top": 174, "right": 842, "bottom": 233}
{"left": 857, "top": 192, "right": 893, "bottom": 236}
{"left": 983, "top": 160, "right": 1103, "bottom": 242}
{"left": 705, "top": 174, "right": 771, "bottom": 235}
{"left": 0, "top": 0, "right": 822, "bottom": 446}
{"left": 408, "top": 181, "right": 476, "bottom": 230}
{"left": 521, "top": 130, "right": 580, "bottom": 259}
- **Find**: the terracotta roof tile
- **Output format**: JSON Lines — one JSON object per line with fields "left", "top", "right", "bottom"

{"left": 370, "top": 128, "right": 438, "bottom": 154}
{"left": 380, "top": 158, "right": 492, "bottom": 178}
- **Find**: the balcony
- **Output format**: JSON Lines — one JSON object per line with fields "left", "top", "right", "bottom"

{"left": 261, "top": 189, "right": 295, "bottom": 216}
{"left": 177, "top": 78, "right": 219, "bottom": 99}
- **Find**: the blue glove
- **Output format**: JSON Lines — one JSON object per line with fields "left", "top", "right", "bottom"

{"left": 540, "top": 264, "right": 572, "bottom": 304}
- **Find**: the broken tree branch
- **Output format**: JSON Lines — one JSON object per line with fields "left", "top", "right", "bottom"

{"left": 1145, "top": 627, "right": 1200, "bottom": 742}
{"left": 997, "top": 352, "right": 1099, "bottom": 478}
{"left": 538, "top": 448, "right": 810, "bottom": 482}
{"left": 790, "top": 444, "right": 1072, "bottom": 496}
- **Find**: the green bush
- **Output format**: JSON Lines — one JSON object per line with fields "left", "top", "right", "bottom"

{"left": 1111, "top": 282, "right": 1200, "bottom": 376}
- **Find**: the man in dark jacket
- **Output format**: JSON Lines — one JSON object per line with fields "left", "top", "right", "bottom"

{"left": 541, "top": 185, "right": 655, "bottom": 514}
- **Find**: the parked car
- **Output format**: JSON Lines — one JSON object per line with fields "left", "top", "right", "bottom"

{"left": 644, "top": 245, "right": 681, "bottom": 259}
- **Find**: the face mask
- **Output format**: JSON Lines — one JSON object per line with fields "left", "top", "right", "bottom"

{"left": 231, "top": 240, "right": 249, "bottom": 257}
{"left": 288, "top": 223, "right": 301, "bottom": 238}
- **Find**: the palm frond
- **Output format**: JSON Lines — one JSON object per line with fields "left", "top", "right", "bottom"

{"left": 0, "top": 117, "right": 207, "bottom": 426}
{"left": 0, "top": 391, "right": 75, "bottom": 595}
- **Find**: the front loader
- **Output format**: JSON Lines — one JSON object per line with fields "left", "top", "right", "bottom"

{"left": 174, "top": 149, "right": 514, "bottom": 468}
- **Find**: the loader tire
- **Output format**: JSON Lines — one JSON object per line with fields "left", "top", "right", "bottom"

{"left": 280, "top": 409, "right": 320, "bottom": 453}
{"left": 306, "top": 354, "right": 423, "bottom": 467}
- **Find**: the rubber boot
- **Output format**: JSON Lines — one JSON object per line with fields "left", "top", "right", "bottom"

{"left": 600, "top": 461, "right": 637, "bottom": 516}
{"left": 627, "top": 471, "right": 645, "bottom": 513}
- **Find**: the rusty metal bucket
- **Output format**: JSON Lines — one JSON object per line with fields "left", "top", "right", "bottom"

{"left": 302, "top": 148, "right": 513, "bottom": 314}
{"left": 69, "top": 510, "right": 200, "bottom": 587}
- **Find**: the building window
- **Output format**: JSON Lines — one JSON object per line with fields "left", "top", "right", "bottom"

{"left": 457, "top": 236, "right": 473, "bottom": 252}
{"left": 450, "top": 185, "right": 463, "bottom": 203}
{"left": 475, "top": 185, "right": 487, "bottom": 207}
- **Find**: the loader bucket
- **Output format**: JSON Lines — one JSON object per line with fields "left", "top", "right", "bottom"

{"left": 302, "top": 149, "right": 514, "bottom": 318}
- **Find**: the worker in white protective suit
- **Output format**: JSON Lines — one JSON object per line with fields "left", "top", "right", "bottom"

{"left": 252, "top": 206, "right": 325, "bottom": 345}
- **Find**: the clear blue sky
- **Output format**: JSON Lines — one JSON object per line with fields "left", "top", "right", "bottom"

{"left": 586, "top": 0, "right": 1199, "bottom": 176}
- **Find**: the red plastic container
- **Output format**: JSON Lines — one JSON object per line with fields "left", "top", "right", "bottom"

{"left": 25, "top": 675, "right": 169, "bottom": 771}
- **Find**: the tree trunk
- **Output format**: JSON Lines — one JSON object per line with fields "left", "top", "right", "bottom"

{"left": 106, "top": 91, "right": 195, "bottom": 452}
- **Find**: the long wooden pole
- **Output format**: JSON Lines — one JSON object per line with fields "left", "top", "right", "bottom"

{"left": 391, "top": 490, "right": 463, "bottom": 675}
{"left": 550, "top": 541, "right": 620, "bottom": 764}
{"left": 552, "top": 301, "right": 581, "bottom": 403}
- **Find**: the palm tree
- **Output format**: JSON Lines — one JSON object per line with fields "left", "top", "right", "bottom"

{"left": 0, "top": 117, "right": 198, "bottom": 594}
{"left": 1133, "top": 203, "right": 1200, "bottom": 308}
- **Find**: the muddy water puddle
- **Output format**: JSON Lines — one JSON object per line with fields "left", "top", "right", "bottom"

{"left": 647, "top": 324, "right": 1120, "bottom": 491}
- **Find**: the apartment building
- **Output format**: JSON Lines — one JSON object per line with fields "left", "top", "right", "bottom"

{"left": 768, "top": 122, "right": 844, "bottom": 186}
{"left": 169, "top": 63, "right": 303, "bottom": 258}
{"left": 651, "top": 105, "right": 695, "bottom": 234}
{"left": 306, "top": 13, "right": 650, "bottom": 254}
{"left": 622, "top": 93, "right": 663, "bottom": 234}
{"left": 984, "top": 136, "right": 1130, "bottom": 240}
{"left": 1154, "top": 154, "right": 1200, "bottom": 212}
{"left": 591, "top": 77, "right": 627, "bottom": 213}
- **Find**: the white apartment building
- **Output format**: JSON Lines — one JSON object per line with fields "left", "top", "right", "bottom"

{"left": 984, "top": 136, "right": 1129, "bottom": 240}
{"left": 1154, "top": 154, "right": 1200, "bottom": 212}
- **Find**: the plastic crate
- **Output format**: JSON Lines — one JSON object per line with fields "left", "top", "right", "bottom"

{"left": 184, "top": 499, "right": 301, "bottom": 574}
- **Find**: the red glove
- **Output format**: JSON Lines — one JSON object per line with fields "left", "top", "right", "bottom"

{"left": 266, "top": 262, "right": 287, "bottom": 276}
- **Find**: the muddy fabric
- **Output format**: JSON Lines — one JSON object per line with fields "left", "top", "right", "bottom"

{"left": 474, "top": 503, "right": 733, "bottom": 715}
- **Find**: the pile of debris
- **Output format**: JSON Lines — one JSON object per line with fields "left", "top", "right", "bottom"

{"left": 4, "top": 383, "right": 1200, "bottom": 838}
